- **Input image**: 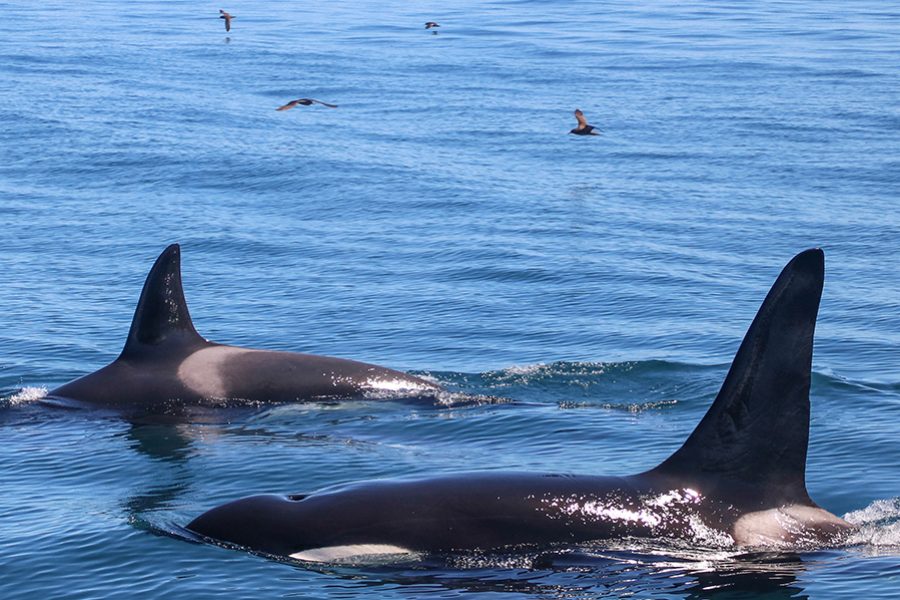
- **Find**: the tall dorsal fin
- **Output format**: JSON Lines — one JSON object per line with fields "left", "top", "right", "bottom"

{"left": 120, "top": 244, "right": 206, "bottom": 358}
{"left": 650, "top": 249, "right": 824, "bottom": 506}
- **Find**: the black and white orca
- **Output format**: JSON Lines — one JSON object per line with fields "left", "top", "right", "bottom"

{"left": 188, "top": 249, "right": 853, "bottom": 561}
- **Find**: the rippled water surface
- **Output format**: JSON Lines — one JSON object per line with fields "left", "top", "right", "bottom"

{"left": 1, "top": 0, "right": 898, "bottom": 598}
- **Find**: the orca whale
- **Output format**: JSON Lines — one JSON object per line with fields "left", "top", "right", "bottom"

{"left": 187, "top": 249, "right": 854, "bottom": 560}
{"left": 47, "top": 244, "right": 439, "bottom": 410}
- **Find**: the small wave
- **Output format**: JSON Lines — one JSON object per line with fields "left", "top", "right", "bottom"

{"left": 500, "top": 363, "right": 559, "bottom": 377}
{"left": 486, "top": 361, "right": 615, "bottom": 384}
{"left": 476, "top": 361, "right": 670, "bottom": 394}
{"left": 432, "top": 391, "right": 511, "bottom": 407}
{"left": 456, "top": 360, "right": 707, "bottom": 409}
{"left": 482, "top": 360, "right": 704, "bottom": 384}
{"left": 814, "top": 368, "right": 900, "bottom": 396}
{"left": 843, "top": 498, "right": 900, "bottom": 547}
{"left": 558, "top": 399, "right": 678, "bottom": 413}
{"left": 5, "top": 386, "right": 48, "bottom": 406}
{"left": 362, "top": 383, "right": 509, "bottom": 408}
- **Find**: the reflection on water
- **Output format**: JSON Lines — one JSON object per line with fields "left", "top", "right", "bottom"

{"left": 125, "top": 423, "right": 197, "bottom": 463}
{"left": 2, "top": 0, "right": 898, "bottom": 595}
{"left": 296, "top": 548, "right": 818, "bottom": 599}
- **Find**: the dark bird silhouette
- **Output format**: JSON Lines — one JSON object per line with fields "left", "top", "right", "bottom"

{"left": 570, "top": 109, "right": 600, "bottom": 135}
{"left": 425, "top": 22, "right": 440, "bottom": 29}
{"left": 219, "top": 10, "right": 233, "bottom": 32}
{"left": 276, "top": 98, "right": 339, "bottom": 111}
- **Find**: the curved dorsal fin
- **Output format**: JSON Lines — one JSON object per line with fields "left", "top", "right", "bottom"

{"left": 650, "top": 249, "right": 824, "bottom": 506}
{"left": 120, "top": 244, "right": 205, "bottom": 358}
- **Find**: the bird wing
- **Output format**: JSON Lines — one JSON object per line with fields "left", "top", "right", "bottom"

{"left": 311, "top": 99, "right": 338, "bottom": 108}
{"left": 276, "top": 100, "right": 298, "bottom": 111}
{"left": 574, "top": 109, "right": 589, "bottom": 128}
{"left": 224, "top": 16, "right": 231, "bottom": 32}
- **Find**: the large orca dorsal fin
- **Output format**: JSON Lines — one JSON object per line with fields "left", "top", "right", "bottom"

{"left": 120, "top": 244, "right": 206, "bottom": 358}
{"left": 650, "top": 249, "right": 824, "bottom": 506}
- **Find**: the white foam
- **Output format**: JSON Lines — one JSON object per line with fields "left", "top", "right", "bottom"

{"left": 7, "top": 386, "right": 48, "bottom": 405}
{"left": 847, "top": 520, "right": 900, "bottom": 547}
{"left": 844, "top": 497, "right": 900, "bottom": 526}
{"left": 501, "top": 363, "right": 550, "bottom": 376}
{"left": 686, "top": 515, "right": 735, "bottom": 548}
{"left": 843, "top": 498, "right": 900, "bottom": 547}
{"left": 290, "top": 544, "right": 415, "bottom": 563}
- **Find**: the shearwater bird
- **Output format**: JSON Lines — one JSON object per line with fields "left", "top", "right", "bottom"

{"left": 219, "top": 10, "right": 233, "bottom": 32}
{"left": 570, "top": 109, "right": 600, "bottom": 136}
{"left": 276, "top": 98, "right": 339, "bottom": 111}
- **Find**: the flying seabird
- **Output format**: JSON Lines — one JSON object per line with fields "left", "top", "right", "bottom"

{"left": 276, "top": 98, "right": 339, "bottom": 111}
{"left": 425, "top": 22, "right": 440, "bottom": 29}
{"left": 219, "top": 10, "right": 233, "bottom": 32}
{"left": 570, "top": 109, "right": 600, "bottom": 135}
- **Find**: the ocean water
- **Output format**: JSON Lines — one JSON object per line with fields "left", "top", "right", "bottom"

{"left": 1, "top": 0, "right": 898, "bottom": 597}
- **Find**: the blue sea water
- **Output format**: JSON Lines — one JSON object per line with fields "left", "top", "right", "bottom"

{"left": 1, "top": 0, "right": 899, "bottom": 597}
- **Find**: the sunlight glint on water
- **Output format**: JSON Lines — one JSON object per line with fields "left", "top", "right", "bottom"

{"left": 1, "top": 0, "right": 899, "bottom": 598}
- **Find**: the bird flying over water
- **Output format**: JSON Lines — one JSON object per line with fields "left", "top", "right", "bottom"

{"left": 425, "top": 22, "right": 440, "bottom": 29}
{"left": 219, "top": 10, "right": 233, "bottom": 32}
{"left": 276, "top": 98, "right": 339, "bottom": 111}
{"left": 570, "top": 109, "right": 600, "bottom": 135}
